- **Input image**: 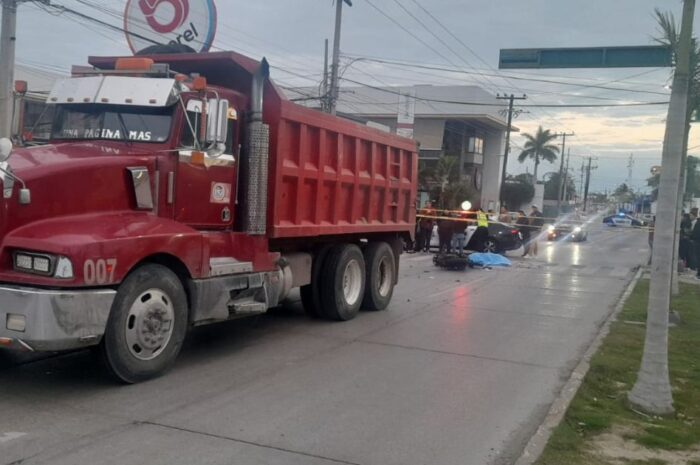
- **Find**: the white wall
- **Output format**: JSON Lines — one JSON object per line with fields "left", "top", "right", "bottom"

{"left": 480, "top": 130, "right": 505, "bottom": 211}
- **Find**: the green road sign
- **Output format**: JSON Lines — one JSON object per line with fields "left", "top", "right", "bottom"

{"left": 499, "top": 46, "right": 672, "bottom": 69}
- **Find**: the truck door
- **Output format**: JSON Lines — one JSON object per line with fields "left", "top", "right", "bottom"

{"left": 174, "top": 98, "right": 238, "bottom": 229}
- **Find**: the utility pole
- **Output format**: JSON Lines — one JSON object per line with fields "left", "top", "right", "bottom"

{"left": 496, "top": 93, "right": 527, "bottom": 208}
{"left": 579, "top": 160, "right": 585, "bottom": 205}
{"left": 0, "top": 0, "right": 19, "bottom": 138}
{"left": 563, "top": 148, "right": 570, "bottom": 203}
{"left": 629, "top": 0, "right": 695, "bottom": 415}
{"left": 321, "top": 38, "right": 329, "bottom": 112}
{"left": 0, "top": 0, "right": 40, "bottom": 138}
{"left": 328, "top": 0, "right": 352, "bottom": 115}
{"left": 555, "top": 132, "right": 575, "bottom": 217}
{"left": 582, "top": 156, "right": 597, "bottom": 212}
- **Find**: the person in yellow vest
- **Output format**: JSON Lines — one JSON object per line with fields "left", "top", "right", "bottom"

{"left": 472, "top": 208, "right": 490, "bottom": 252}
{"left": 477, "top": 209, "right": 489, "bottom": 228}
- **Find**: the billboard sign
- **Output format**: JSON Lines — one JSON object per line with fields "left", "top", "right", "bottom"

{"left": 124, "top": 0, "right": 217, "bottom": 54}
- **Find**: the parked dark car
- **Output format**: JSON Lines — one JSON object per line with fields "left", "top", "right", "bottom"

{"left": 430, "top": 222, "right": 522, "bottom": 253}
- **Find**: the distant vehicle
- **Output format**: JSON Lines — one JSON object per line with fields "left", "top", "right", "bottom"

{"left": 430, "top": 221, "right": 522, "bottom": 254}
{"left": 639, "top": 213, "right": 654, "bottom": 223}
{"left": 547, "top": 223, "right": 588, "bottom": 242}
{"left": 603, "top": 213, "right": 646, "bottom": 228}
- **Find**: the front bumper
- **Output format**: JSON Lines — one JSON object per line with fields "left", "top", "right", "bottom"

{"left": 0, "top": 285, "right": 116, "bottom": 352}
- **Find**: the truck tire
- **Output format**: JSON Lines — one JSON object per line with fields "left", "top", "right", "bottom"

{"left": 362, "top": 242, "right": 396, "bottom": 311}
{"left": 300, "top": 245, "right": 332, "bottom": 318}
{"left": 319, "top": 244, "right": 366, "bottom": 321}
{"left": 101, "top": 264, "right": 188, "bottom": 383}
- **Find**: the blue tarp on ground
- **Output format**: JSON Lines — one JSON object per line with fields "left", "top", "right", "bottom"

{"left": 468, "top": 253, "right": 512, "bottom": 268}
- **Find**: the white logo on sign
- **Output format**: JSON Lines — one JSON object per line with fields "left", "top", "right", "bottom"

{"left": 124, "top": 0, "right": 217, "bottom": 54}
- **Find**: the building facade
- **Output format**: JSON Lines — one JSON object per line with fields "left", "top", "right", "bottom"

{"left": 327, "top": 85, "right": 511, "bottom": 211}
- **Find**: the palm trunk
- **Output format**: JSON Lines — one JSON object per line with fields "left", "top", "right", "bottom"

{"left": 533, "top": 156, "right": 540, "bottom": 184}
{"left": 628, "top": 0, "right": 695, "bottom": 415}
{"left": 671, "top": 118, "right": 691, "bottom": 296}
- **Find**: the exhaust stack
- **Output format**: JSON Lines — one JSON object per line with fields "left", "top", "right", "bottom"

{"left": 245, "top": 59, "right": 270, "bottom": 235}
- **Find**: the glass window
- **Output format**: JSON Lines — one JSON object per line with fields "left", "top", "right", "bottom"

{"left": 51, "top": 104, "right": 173, "bottom": 143}
{"left": 467, "top": 136, "right": 484, "bottom": 155}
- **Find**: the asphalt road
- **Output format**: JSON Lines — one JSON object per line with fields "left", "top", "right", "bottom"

{"left": 0, "top": 227, "right": 648, "bottom": 465}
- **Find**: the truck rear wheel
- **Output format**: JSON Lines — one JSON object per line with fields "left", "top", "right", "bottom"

{"left": 300, "top": 245, "right": 332, "bottom": 318}
{"left": 362, "top": 242, "right": 396, "bottom": 311}
{"left": 320, "top": 244, "right": 366, "bottom": 321}
{"left": 101, "top": 264, "right": 188, "bottom": 383}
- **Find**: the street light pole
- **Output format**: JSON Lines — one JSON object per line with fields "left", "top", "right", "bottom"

{"left": 329, "top": 0, "right": 352, "bottom": 115}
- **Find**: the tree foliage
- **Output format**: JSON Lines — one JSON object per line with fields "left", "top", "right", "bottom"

{"left": 517, "top": 126, "right": 559, "bottom": 183}
{"left": 543, "top": 172, "right": 576, "bottom": 201}
{"left": 502, "top": 175, "right": 535, "bottom": 211}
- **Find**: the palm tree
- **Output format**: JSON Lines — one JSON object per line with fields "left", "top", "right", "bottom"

{"left": 418, "top": 156, "right": 460, "bottom": 208}
{"left": 628, "top": 0, "right": 696, "bottom": 415}
{"left": 517, "top": 126, "right": 559, "bottom": 183}
{"left": 655, "top": 8, "right": 700, "bottom": 297}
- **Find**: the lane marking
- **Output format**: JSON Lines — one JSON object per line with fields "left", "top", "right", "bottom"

{"left": 0, "top": 432, "right": 27, "bottom": 443}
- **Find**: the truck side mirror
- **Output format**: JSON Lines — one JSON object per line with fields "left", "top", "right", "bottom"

{"left": 206, "top": 98, "right": 229, "bottom": 145}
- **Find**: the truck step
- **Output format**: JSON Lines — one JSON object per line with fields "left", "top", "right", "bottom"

{"left": 229, "top": 301, "right": 267, "bottom": 316}
{"left": 210, "top": 257, "right": 253, "bottom": 277}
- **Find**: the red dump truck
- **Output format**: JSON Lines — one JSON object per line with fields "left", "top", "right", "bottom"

{"left": 0, "top": 51, "right": 417, "bottom": 382}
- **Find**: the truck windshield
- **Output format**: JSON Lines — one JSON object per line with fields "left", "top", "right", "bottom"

{"left": 51, "top": 104, "right": 173, "bottom": 143}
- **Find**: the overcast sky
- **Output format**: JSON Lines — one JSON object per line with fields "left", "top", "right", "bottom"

{"left": 12, "top": 0, "right": 699, "bottom": 193}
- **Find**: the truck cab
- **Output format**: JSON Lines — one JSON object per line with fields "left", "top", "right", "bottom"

{"left": 0, "top": 51, "right": 417, "bottom": 383}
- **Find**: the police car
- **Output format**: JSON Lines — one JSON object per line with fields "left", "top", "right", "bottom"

{"left": 603, "top": 213, "right": 646, "bottom": 228}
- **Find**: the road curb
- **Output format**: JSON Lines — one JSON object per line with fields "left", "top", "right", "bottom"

{"left": 513, "top": 265, "right": 644, "bottom": 465}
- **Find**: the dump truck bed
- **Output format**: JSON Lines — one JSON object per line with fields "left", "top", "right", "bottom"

{"left": 266, "top": 101, "right": 417, "bottom": 239}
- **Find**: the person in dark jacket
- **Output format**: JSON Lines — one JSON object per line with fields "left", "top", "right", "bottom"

{"left": 437, "top": 216, "right": 454, "bottom": 254}
{"left": 417, "top": 203, "right": 435, "bottom": 252}
{"left": 680, "top": 213, "right": 694, "bottom": 270}
{"left": 515, "top": 210, "right": 531, "bottom": 257}
{"left": 528, "top": 205, "right": 545, "bottom": 257}
{"left": 690, "top": 208, "right": 700, "bottom": 279}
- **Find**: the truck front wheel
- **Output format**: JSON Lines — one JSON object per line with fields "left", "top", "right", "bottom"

{"left": 320, "top": 244, "right": 366, "bottom": 321}
{"left": 101, "top": 264, "right": 188, "bottom": 383}
{"left": 362, "top": 242, "right": 396, "bottom": 311}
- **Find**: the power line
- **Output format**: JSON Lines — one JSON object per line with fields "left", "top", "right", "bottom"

{"left": 341, "top": 55, "right": 671, "bottom": 96}
{"left": 339, "top": 77, "right": 668, "bottom": 107}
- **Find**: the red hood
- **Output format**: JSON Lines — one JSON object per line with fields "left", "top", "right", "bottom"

{"left": 1, "top": 142, "right": 156, "bottom": 240}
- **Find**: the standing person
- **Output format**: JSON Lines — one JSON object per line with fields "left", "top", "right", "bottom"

{"left": 417, "top": 202, "right": 435, "bottom": 252}
{"left": 691, "top": 208, "right": 700, "bottom": 279}
{"left": 470, "top": 207, "right": 490, "bottom": 252}
{"left": 515, "top": 210, "right": 531, "bottom": 257}
{"left": 498, "top": 206, "right": 511, "bottom": 223}
{"left": 529, "top": 205, "right": 545, "bottom": 257}
{"left": 437, "top": 215, "right": 454, "bottom": 254}
{"left": 451, "top": 212, "right": 467, "bottom": 256}
{"left": 680, "top": 212, "right": 693, "bottom": 270}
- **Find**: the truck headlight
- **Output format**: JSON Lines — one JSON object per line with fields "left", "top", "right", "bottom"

{"left": 574, "top": 226, "right": 582, "bottom": 233}
{"left": 13, "top": 251, "right": 73, "bottom": 278}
